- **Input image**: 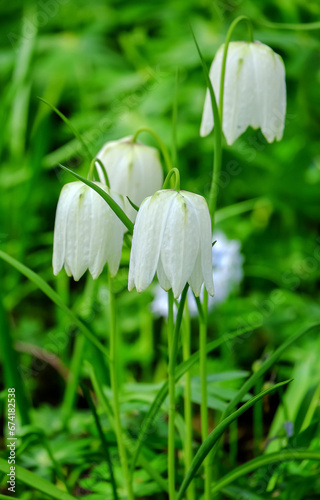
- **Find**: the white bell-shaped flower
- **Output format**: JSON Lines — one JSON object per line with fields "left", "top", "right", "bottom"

{"left": 53, "top": 181, "right": 126, "bottom": 281}
{"left": 128, "top": 189, "right": 215, "bottom": 299}
{"left": 200, "top": 41, "right": 286, "bottom": 145}
{"left": 96, "top": 136, "right": 163, "bottom": 220}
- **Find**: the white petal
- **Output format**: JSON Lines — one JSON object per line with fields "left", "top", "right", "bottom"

{"left": 252, "top": 44, "right": 286, "bottom": 142}
{"left": 200, "top": 41, "right": 286, "bottom": 145}
{"left": 182, "top": 192, "right": 214, "bottom": 296}
{"left": 52, "top": 183, "right": 78, "bottom": 275}
{"left": 200, "top": 46, "right": 223, "bottom": 137}
{"left": 128, "top": 190, "right": 175, "bottom": 292}
{"left": 103, "top": 191, "right": 126, "bottom": 277}
{"left": 222, "top": 43, "right": 253, "bottom": 145}
{"left": 133, "top": 145, "right": 163, "bottom": 206}
{"left": 64, "top": 183, "right": 92, "bottom": 281}
{"left": 96, "top": 137, "right": 163, "bottom": 222}
{"left": 157, "top": 256, "right": 171, "bottom": 291}
{"left": 88, "top": 185, "right": 126, "bottom": 279}
{"left": 160, "top": 192, "right": 200, "bottom": 298}
{"left": 188, "top": 250, "right": 203, "bottom": 296}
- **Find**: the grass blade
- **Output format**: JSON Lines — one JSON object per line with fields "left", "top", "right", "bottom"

{"left": 209, "top": 323, "right": 320, "bottom": 464}
{"left": 176, "top": 380, "right": 292, "bottom": 499}
{"left": 130, "top": 325, "right": 254, "bottom": 470}
{"left": 81, "top": 383, "right": 119, "bottom": 500}
{"left": 0, "top": 457, "right": 76, "bottom": 500}
{"left": 223, "top": 323, "right": 320, "bottom": 417}
{"left": 211, "top": 450, "right": 320, "bottom": 495}
{"left": 0, "top": 250, "right": 109, "bottom": 359}
{"left": 38, "top": 97, "right": 93, "bottom": 160}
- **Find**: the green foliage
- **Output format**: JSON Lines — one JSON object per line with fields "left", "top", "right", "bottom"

{"left": 1, "top": 0, "right": 320, "bottom": 499}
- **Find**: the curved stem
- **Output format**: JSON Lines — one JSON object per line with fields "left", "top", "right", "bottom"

{"left": 89, "top": 157, "right": 111, "bottom": 188}
{"left": 219, "top": 16, "right": 254, "bottom": 122}
{"left": 163, "top": 168, "right": 180, "bottom": 190}
{"left": 87, "top": 158, "right": 96, "bottom": 181}
{"left": 168, "top": 289, "right": 176, "bottom": 500}
{"left": 108, "top": 272, "right": 134, "bottom": 500}
{"left": 132, "top": 127, "right": 173, "bottom": 174}
{"left": 172, "top": 68, "right": 179, "bottom": 169}
{"left": 256, "top": 19, "right": 320, "bottom": 31}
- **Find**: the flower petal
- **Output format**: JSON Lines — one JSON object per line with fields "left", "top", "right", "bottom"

{"left": 160, "top": 192, "right": 200, "bottom": 298}
{"left": 157, "top": 256, "right": 171, "bottom": 291}
{"left": 188, "top": 250, "right": 203, "bottom": 296}
{"left": 182, "top": 192, "right": 214, "bottom": 296}
{"left": 128, "top": 190, "right": 175, "bottom": 292}
{"left": 64, "top": 183, "right": 92, "bottom": 281}
{"left": 200, "top": 46, "right": 223, "bottom": 137}
{"left": 52, "top": 183, "right": 79, "bottom": 276}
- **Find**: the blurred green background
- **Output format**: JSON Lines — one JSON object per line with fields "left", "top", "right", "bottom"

{"left": 1, "top": 0, "right": 320, "bottom": 498}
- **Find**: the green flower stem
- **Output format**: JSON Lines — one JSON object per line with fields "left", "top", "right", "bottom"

{"left": 182, "top": 303, "right": 195, "bottom": 500}
{"left": 87, "top": 158, "right": 111, "bottom": 187}
{"left": 167, "top": 285, "right": 189, "bottom": 499}
{"left": 253, "top": 378, "right": 263, "bottom": 456}
{"left": 195, "top": 19, "right": 254, "bottom": 496}
{"left": 199, "top": 289, "right": 211, "bottom": 499}
{"left": 162, "top": 168, "right": 180, "bottom": 190}
{"left": 172, "top": 69, "right": 179, "bottom": 170}
{"left": 256, "top": 20, "right": 320, "bottom": 31}
{"left": 192, "top": 24, "right": 223, "bottom": 499}
{"left": 229, "top": 419, "right": 238, "bottom": 465}
{"left": 219, "top": 16, "right": 254, "bottom": 122}
{"left": 132, "top": 127, "right": 173, "bottom": 174}
{"left": 168, "top": 289, "right": 176, "bottom": 500}
{"left": 108, "top": 272, "right": 134, "bottom": 500}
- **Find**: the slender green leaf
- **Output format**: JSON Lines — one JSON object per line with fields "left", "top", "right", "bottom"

{"left": 81, "top": 383, "right": 119, "bottom": 500}
{"left": 223, "top": 323, "right": 320, "bottom": 418}
{"left": 0, "top": 261, "right": 30, "bottom": 425}
{"left": 130, "top": 325, "right": 254, "bottom": 470}
{"left": 176, "top": 380, "right": 291, "bottom": 499}
{"left": 0, "top": 458, "right": 76, "bottom": 500}
{"left": 215, "top": 198, "right": 261, "bottom": 224}
{"left": 38, "top": 97, "right": 93, "bottom": 159}
{"left": 0, "top": 250, "right": 109, "bottom": 358}
{"left": 208, "top": 323, "right": 320, "bottom": 463}
{"left": 58, "top": 164, "right": 134, "bottom": 233}
{"left": 211, "top": 450, "right": 320, "bottom": 495}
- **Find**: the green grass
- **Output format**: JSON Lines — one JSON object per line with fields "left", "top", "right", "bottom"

{"left": 1, "top": 0, "right": 320, "bottom": 498}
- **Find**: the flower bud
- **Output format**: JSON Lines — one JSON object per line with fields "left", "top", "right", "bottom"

{"left": 53, "top": 182, "right": 126, "bottom": 280}
{"left": 96, "top": 136, "right": 163, "bottom": 220}
{"left": 200, "top": 41, "right": 286, "bottom": 145}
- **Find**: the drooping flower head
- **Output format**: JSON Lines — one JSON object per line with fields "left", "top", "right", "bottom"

{"left": 96, "top": 136, "right": 163, "bottom": 220}
{"left": 201, "top": 41, "right": 286, "bottom": 145}
{"left": 128, "top": 189, "right": 214, "bottom": 299}
{"left": 53, "top": 182, "right": 126, "bottom": 280}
